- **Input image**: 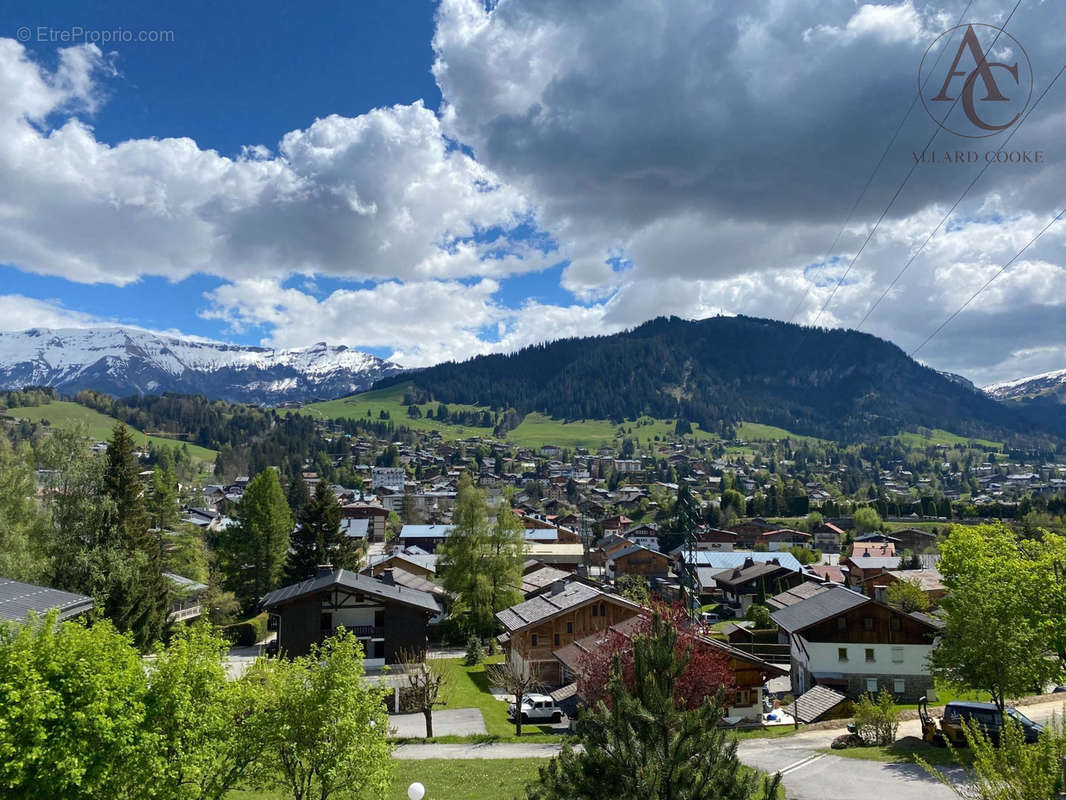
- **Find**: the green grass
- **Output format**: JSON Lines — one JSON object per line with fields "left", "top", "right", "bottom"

{"left": 418, "top": 656, "right": 565, "bottom": 743}
{"left": 732, "top": 421, "right": 826, "bottom": 444}
{"left": 890, "top": 428, "right": 1002, "bottom": 450}
{"left": 4, "top": 400, "right": 217, "bottom": 463}
{"left": 821, "top": 739, "right": 973, "bottom": 767}
{"left": 301, "top": 382, "right": 494, "bottom": 440}
{"left": 507, "top": 413, "right": 717, "bottom": 450}
{"left": 227, "top": 758, "right": 546, "bottom": 800}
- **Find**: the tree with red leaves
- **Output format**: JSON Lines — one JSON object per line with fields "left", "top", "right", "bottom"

{"left": 577, "top": 604, "right": 736, "bottom": 711}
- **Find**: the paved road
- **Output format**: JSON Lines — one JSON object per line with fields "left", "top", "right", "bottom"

{"left": 393, "top": 698, "right": 1066, "bottom": 798}
{"left": 390, "top": 708, "right": 486, "bottom": 738}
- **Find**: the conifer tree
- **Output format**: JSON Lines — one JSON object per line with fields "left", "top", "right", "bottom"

{"left": 286, "top": 481, "right": 359, "bottom": 582}
{"left": 528, "top": 614, "right": 781, "bottom": 800}
{"left": 218, "top": 468, "right": 293, "bottom": 611}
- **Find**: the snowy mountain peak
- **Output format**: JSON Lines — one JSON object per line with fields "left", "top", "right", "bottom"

{"left": 984, "top": 368, "right": 1066, "bottom": 401}
{"left": 0, "top": 327, "right": 405, "bottom": 404}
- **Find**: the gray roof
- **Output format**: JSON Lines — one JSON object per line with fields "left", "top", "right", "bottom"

{"left": 496, "top": 583, "right": 639, "bottom": 633}
{"left": 769, "top": 586, "right": 870, "bottom": 633}
{"left": 0, "top": 577, "right": 94, "bottom": 623}
{"left": 849, "top": 556, "right": 902, "bottom": 570}
{"left": 766, "top": 581, "right": 830, "bottom": 610}
{"left": 340, "top": 518, "right": 370, "bottom": 539}
{"left": 368, "top": 552, "right": 438, "bottom": 573}
{"left": 782, "top": 685, "right": 849, "bottom": 723}
{"left": 261, "top": 568, "right": 439, "bottom": 614}
{"left": 398, "top": 524, "right": 455, "bottom": 540}
{"left": 163, "top": 572, "right": 208, "bottom": 595}
{"left": 681, "top": 550, "right": 803, "bottom": 572}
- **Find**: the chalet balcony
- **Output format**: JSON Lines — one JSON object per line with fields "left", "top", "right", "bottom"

{"left": 168, "top": 604, "right": 203, "bottom": 623}
{"left": 338, "top": 625, "right": 384, "bottom": 638}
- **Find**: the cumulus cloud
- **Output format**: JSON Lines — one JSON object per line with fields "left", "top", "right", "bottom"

{"left": 0, "top": 40, "right": 544, "bottom": 286}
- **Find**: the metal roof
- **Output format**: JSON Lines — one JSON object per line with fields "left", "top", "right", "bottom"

{"left": 163, "top": 572, "right": 208, "bottom": 595}
{"left": 769, "top": 586, "right": 870, "bottom": 633}
{"left": 0, "top": 577, "right": 94, "bottom": 623}
{"left": 398, "top": 524, "right": 455, "bottom": 540}
{"left": 681, "top": 550, "right": 803, "bottom": 572}
{"left": 261, "top": 568, "right": 439, "bottom": 614}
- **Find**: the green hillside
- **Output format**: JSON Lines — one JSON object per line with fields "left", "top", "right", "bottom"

{"left": 890, "top": 428, "right": 1002, "bottom": 450}
{"left": 4, "top": 400, "right": 218, "bottom": 463}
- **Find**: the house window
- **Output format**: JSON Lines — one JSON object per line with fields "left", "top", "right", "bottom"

{"left": 600, "top": 603, "right": 606, "bottom": 617}
{"left": 838, "top": 647, "right": 848, "bottom": 662}
{"left": 554, "top": 633, "right": 560, "bottom": 646}
{"left": 531, "top": 634, "right": 538, "bottom": 647}
{"left": 320, "top": 613, "right": 333, "bottom": 631}
{"left": 567, "top": 622, "right": 573, "bottom": 634}
{"left": 836, "top": 616, "right": 847, "bottom": 631}
{"left": 592, "top": 605, "right": 598, "bottom": 618}
{"left": 866, "top": 678, "right": 878, "bottom": 692}
{"left": 890, "top": 616, "right": 901, "bottom": 631}
{"left": 863, "top": 617, "right": 874, "bottom": 631}
{"left": 865, "top": 648, "right": 875, "bottom": 663}
{"left": 892, "top": 647, "right": 904, "bottom": 663}
{"left": 893, "top": 679, "right": 905, "bottom": 694}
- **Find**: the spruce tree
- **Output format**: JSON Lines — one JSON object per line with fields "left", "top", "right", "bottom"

{"left": 218, "top": 468, "right": 293, "bottom": 611}
{"left": 527, "top": 614, "right": 781, "bottom": 800}
{"left": 102, "top": 425, "right": 169, "bottom": 649}
{"left": 286, "top": 481, "right": 358, "bottom": 582}
{"left": 286, "top": 470, "right": 311, "bottom": 516}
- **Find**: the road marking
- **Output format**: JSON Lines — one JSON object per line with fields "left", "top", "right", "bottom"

{"left": 779, "top": 753, "right": 826, "bottom": 776}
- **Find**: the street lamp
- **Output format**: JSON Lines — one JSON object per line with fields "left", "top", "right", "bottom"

{"left": 408, "top": 782, "right": 426, "bottom": 800}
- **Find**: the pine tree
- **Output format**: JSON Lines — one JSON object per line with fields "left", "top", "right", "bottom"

{"left": 286, "top": 471, "right": 311, "bottom": 516}
{"left": 527, "top": 614, "right": 781, "bottom": 800}
{"left": 218, "top": 468, "right": 293, "bottom": 611}
{"left": 102, "top": 425, "right": 169, "bottom": 649}
{"left": 286, "top": 481, "right": 359, "bottom": 582}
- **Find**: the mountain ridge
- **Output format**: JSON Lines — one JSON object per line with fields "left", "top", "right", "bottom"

{"left": 0, "top": 327, "right": 403, "bottom": 404}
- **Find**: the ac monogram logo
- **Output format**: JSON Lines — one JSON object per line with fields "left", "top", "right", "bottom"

{"left": 920, "top": 23, "right": 1032, "bottom": 139}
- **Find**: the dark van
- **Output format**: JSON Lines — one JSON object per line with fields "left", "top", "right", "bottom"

{"left": 939, "top": 701, "right": 1043, "bottom": 746}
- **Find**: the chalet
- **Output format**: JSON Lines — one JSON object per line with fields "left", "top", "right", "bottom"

{"left": 607, "top": 544, "right": 671, "bottom": 580}
{"left": 766, "top": 581, "right": 832, "bottom": 612}
{"left": 599, "top": 515, "right": 633, "bottom": 535}
{"left": 397, "top": 524, "right": 456, "bottom": 552}
{"left": 366, "top": 551, "right": 437, "bottom": 579}
{"left": 891, "top": 527, "right": 940, "bottom": 553}
{"left": 691, "top": 527, "right": 738, "bottom": 551}
{"left": 496, "top": 583, "right": 643, "bottom": 685}
{"left": 812, "top": 522, "right": 845, "bottom": 552}
{"left": 712, "top": 557, "right": 806, "bottom": 614}
{"left": 261, "top": 566, "right": 439, "bottom": 664}
{"left": 341, "top": 501, "right": 389, "bottom": 542}
{"left": 758, "top": 529, "right": 812, "bottom": 551}
{"left": 843, "top": 554, "right": 902, "bottom": 591}
{"left": 0, "top": 576, "right": 93, "bottom": 624}
{"left": 770, "top": 585, "right": 942, "bottom": 702}
{"left": 521, "top": 565, "right": 574, "bottom": 598}
{"left": 805, "top": 563, "right": 848, "bottom": 585}
{"left": 551, "top": 614, "right": 786, "bottom": 723}
{"left": 850, "top": 541, "right": 896, "bottom": 558}
{"left": 862, "top": 569, "right": 947, "bottom": 604}
{"left": 622, "top": 523, "right": 660, "bottom": 550}
{"left": 726, "top": 519, "right": 779, "bottom": 549}
{"left": 524, "top": 543, "right": 586, "bottom": 570}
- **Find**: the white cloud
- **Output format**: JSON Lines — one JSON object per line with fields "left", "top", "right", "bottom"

{"left": 0, "top": 41, "right": 543, "bottom": 286}
{"left": 0, "top": 294, "right": 102, "bottom": 330}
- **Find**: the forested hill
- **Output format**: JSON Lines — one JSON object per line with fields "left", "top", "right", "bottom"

{"left": 373, "top": 315, "right": 1057, "bottom": 444}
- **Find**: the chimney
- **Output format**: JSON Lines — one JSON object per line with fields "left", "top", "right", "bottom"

{"left": 382, "top": 568, "right": 396, "bottom": 586}
{"left": 743, "top": 557, "right": 755, "bottom": 569}
{"left": 874, "top": 585, "right": 887, "bottom": 604}
{"left": 551, "top": 580, "right": 567, "bottom": 596}
{"left": 315, "top": 564, "right": 334, "bottom": 578}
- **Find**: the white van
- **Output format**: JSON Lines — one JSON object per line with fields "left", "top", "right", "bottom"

{"left": 507, "top": 693, "right": 563, "bottom": 723}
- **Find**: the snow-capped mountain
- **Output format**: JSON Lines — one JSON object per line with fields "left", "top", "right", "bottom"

{"left": 984, "top": 369, "right": 1066, "bottom": 402}
{"left": 0, "top": 327, "right": 405, "bottom": 404}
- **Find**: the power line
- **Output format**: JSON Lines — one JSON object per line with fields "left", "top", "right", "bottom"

{"left": 801, "top": 0, "right": 1022, "bottom": 332}
{"left": 785, "top": 0, "right": 975, "bottom": 325}
{"left": 853, "top": 59, "right": 1066, "bottom": 330}
{"left": 909, "top": 205, "right": 1066, "bottom": 359}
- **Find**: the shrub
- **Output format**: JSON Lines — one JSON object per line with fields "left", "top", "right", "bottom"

{"left": 464, "top": 634, "right": 483, "bottom": 666}
{"left": 224, "top": 612, "right": 269, "bottom": 647}
{"left": 852, "top": 688, "right": 899, "bottom": 746}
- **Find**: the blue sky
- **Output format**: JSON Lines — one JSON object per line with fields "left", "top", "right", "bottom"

{"left": 0, "top": 1, "right": 1063, "bottom": 383}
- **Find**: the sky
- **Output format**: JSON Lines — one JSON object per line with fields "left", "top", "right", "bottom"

{"left": 0, "top": 0, "right": 1063, "bottom": 387}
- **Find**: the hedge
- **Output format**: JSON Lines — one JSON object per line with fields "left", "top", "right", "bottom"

{"left": 223, "top": 613, "right": 269, "bottom": 647}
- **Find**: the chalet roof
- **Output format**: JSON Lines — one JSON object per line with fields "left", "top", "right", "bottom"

{"left": 0, "top": 577, "right": 94, "bottom": 623}
{"left": 261, "top": 568, "right": 439, "bottom": 615}
{"left": 849, "top": 556, "right": 902, "bottom": 570}
{"left": 805, "top": 564, "right": 847, "bottom": 584}
{"left": 766, "top": 581, "right": 829, "bottom": 610}
{"left": 495, "top": 583, "right": 640, "bottom": 634}
{"left": 712, "top": 560, "right": 795, "bottom": 590}
{"left": 386, "top": 567, "right": 446, "bottom": 597}
{"left": 681, "top": 550, "right": 803, "bottom": 572}
{"left": 782, "top": 685, "right": 849, "bottom": 724}
{"left": 884, "top": 568, "right": 945, "bottom": 592}
{"left": 610, "top": 544, "right": 668, "bottom": 561}
{"left": 367, "top": 552, "right": 438, "bottom": 574}
{"left": 398, "top": 524, "right": 455, "bottom": 540}
{"left": 769, "top": 586, "right": 870, "bottom": 633}
{"left": 521, "top": 566, "right": 572, "bottom": 594}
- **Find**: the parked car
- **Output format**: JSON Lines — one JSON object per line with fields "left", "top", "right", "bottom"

{"left": 507, "top": 693, "right": 563, "bottom": 724}
{"left": 919, "top": 697, "right": 1043, "bottom": 746}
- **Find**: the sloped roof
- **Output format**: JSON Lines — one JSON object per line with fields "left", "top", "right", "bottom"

{"left": 848, "top": 556, "right": 902, "bottom": 570}
{"left": 521, "top": 566, "right": 572, "bottom": 595}
{"left": 398, "top": 524, "right": 455, "bottom": 540}
{"left": 681, "top": 550, "right": 803, "bottom": 572}
{"left": 496, "top": 583, "right": 640, "bottom": 633}
{"left": 769, "top": 586, "right": 870, "bottom": 633}
{"left": 0, "top": 577, "right": 94, "bottom": 623}
{"left": 766, "top": 581, "right": 829, "bottom": 610}
{"left": 884, "top": 568, "right": 945, "bottom": 592}
{"left": 261, "top": 568, "right": 439, "bottom": 614}
{"left": 712, "top": 561, "right": 796, "bottom": 590}
{"left": 782, "top": 685, "right": 849, "bottom": 723}
{"left": 163, "top": 572, "right": 208, "bottom": 595}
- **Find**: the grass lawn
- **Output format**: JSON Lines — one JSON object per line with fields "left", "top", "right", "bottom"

{"left": 890, "top": 428, "right": 1001, "bottom": 450}
{"left": 301, "top": 383, "right": 494, "bottom": 440}
{"left": 4, "top": 400, "right": 218, "bottom": 463}
{"left": 507, "top": 413, "right": 717, "bottom": 450}
{"left": 227, "top": 758, "right": 546, "bottom": 800}
{"left": 407, "top": 656, "right": 565, "bottom": 744}
{"left": 821, "top": 739, "right": 974, "bottom": 768}
{"left": 732, "top": 421, "right": 826, "bottom": 444}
